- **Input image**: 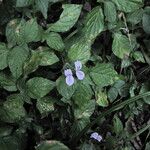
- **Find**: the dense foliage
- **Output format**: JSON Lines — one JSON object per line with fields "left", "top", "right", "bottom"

{"left": 0, "top": 0, "right": 150, "bottom": 149}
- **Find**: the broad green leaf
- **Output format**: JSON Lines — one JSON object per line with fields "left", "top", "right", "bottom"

{"left": 90, "top": 63, "right": 119, "bottom": 87}
{"left": 68, "top": 37, "right": 91, "bottom": 63}
{"left": 36, "top": 140, "right": 69, "bottom": 150}
{"left": 72, "top": 80, "right": 93, "bottom": 107}
{"left": 36, "top": 97, "right": 55, "bottom": 116}
{"left": 0, "top": 137, "right": 20, "bottom": 150}
{"left": 16, "top": 0, "right": 33, "bottom": 7}
{"left": 83, "top": 6, "right": 104, "bottom": 40}
{"left": 38, "top": 48, "right": 59, "bottom": 66}
{"left": 71, "top": 118, "right": 90, "bottom": 138}
{"left": 0, "top": 43, "right": 9, "bottom": 70}
{"left": 97, "top": 91, "right": 109, "bottom": 107}
{"left": 45, "top": 32, "right": 65, "bottom": 51}
{"left": 145, "top": 142, "right": 150, "bottom": 150}
{"left": 0, "top": 94, "right": 26, "bottom": 123}
{"left": 6, "top": 19, "right": 40, "bottom": 45}
{"left": 113, "top": 115, "right": 123, "bottom": 135}
{"left": 121, "top": 58, "right": 131, "bottom": 68}
{"left": 26, "top": 77, "right": 55, "bottom": 99}
{"left": 132, "top": 51, "right": 145, "bottom": 63}
{"left": 0, "top": 126, "right": 13, "bottom": 137}
{"left": 142, "top": 13, "right": 150, "bottom": 34}
{"left": 24, "top": 48, "right": 59, "bottom": 75}
{"left": 36, "top": 0, "right": 49, "bottom": 19}
{"left": 8, "top": 46, "right": 29, "bottom": 78}
{"left": 80, "top": 142, "right": 96, "bottom": 150}
{"left": 112, "top": 0, "right": 143, "bottom": 13}
{"left": 56, "top": 76, "right": 76, "bottom": 100}
{"left": 140, "top": 82, "right": 150, "bottom": 104}
{"left": 21, "top": 18, "right": 40, "bottom": 43}
{"left": 108, "top": 87, "right": 118, "bottom": 102}
{"left": 0, "top": 72, "right": 17, "bottom": 91}
{"left": 104, "top": 1, "right": 117, "bottom": 23}
{"left": 74, "top": 100, "right": 95, "bottom": 119}
{"left": 23, "top": 50, "right": 41, "bottom": 75}
{"left": 6, "top": 19, "right": 25, "bottom": 47}
{"left": 112, "top": 33, "right": 132, "bottom": 59}
{"left": 0, "top": 132, "right": 26, "bottom": 150}
{"left": 127, "top": 9, "right": 144, "bottom": 25}
{"left": 48, "top": 4, "right": 82, "bottom": 32}
{"left": 114, "top": 80, "right": 125, "bottom": 90}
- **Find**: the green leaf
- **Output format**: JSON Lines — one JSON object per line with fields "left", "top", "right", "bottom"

{"left": 23, "top": 50, "right": 41, "bottom": 75}
{"left": 68, "top": 37, "right": 91, "bottom": 63}
{"left": 0, "top": 126, "right": 13, "bottom": 137}
{"left": 0, "top": 132, "right": 26, "bottom": 150}
{"left": 16, "top": 0, "right": 33, "bottom": 7}
{"left": 121, "top": 58, "right": 131, "bottom": 68}
{"left": 142, "top": 12, "right": 150, "bottom": 34}
{"left": 74, "top": 100, "right": 95, "bottom": 119}
{"left": 36, "top": 97, "right": 55, "bottom": 116}
{"left": 83, "top": 6, "right": 104, "bottom": 40}
{"left": 127, "top": 9, "right": 144, "bottom": 25}
{"left": 0, "top": 94, "right": 26, "bottom": 123}
{"left": 90, "top": 63, "right": 119, "bottom": 87}
{"left": 140, "top": 82, "right": 150, "bottom": 104}
{"left": 132, "top": 51, "right": 145, "bottom": 63}
{"left": 26, "top": 77, "right": 55, "bottom": 99}
{"left": 56, "top": 76, "right": 76, "bottom": 100}
{"left": 72, "top": 80, "right": 93, "bottom": 107}
{"left": 145, "top": 142, "right": 150, "bottom": 150}
{"left": 112, "top": 33, "right": 132, "bottom": 59}
{"left": 8, "top": 46, "right": 29, "bottom": 78}
{"left": 0, "top": 43, "right": 9, "bottom": 70}
{"left": 97, "top": 91, "right": 109, "bottom": 107}
{"left": 6, "top": 19, "right": 40, "bottom": 45}
{"left": 108, "top": 87, "right": 118, "bottom": 102}
{"left": 36, "top": 0, "right": 49, "bottom": 19}
{"left": 6, "top": 19, "right": 25, "bottom": 47}
{"left": 36, "top": 141, "right": 69, "bottom": 150}
{"left": 113, "top": 115, "right": 123, "bottom": 135}
{"left": 48, "top": 4, "right": 82, "bottom": 32}
{"left": 80, "top": 142, "right": 96, "bottom": 150}
{"left": 0, "top": 72, "right": 17, "bottom": 91}
{"left": 38, "top": 48, "right": 59, "bottom": 66}
{"left": 111, "top": 0, "right": 143, "bottom": 13}
{"left": 104, "top": 1, "right": 117, "bottom": 23}
{"left": 71, "top": 118, "right": 90, "bottom": 138}
{"left": 45, "top": 32, "right": 65, "bottom": 51}
{"left": 24, "top": 48, "right": 59, "bottom": 75}
{"left": 21, "top": 18, "right": 40, "bottom": 43}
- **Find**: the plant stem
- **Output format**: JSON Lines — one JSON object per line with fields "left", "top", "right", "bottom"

{"left": 127, "top": 123, "right": 150, "bottom": 141}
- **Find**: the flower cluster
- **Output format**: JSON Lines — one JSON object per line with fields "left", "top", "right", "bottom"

{"left": 90, "top": 132, "right": 102, "bottom": 142}
{"left": 64, "top": 61, "right": 85, "bottom": 86}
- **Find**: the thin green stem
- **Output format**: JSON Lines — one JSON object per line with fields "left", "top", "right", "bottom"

{"left": 70, "top": 91, "right": 150, "bottom": 145}
{"left": 128, "top": 124, "right": 150, "bottom": 141}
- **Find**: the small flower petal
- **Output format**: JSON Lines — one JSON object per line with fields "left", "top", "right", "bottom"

{"left": 90, "top": 132, "right": 99, "bottom": 139}
{"left": 66, "top": 75, "right": 74, "bottom": 86}
{"left": 76, "top": 70, "right": 85, "bottom": 80}
{"left": 90, "top": 132, "right": 102, "bottom": 142}
{"left": 97, "top": 135, "right": 102, "bottom": 142}
{"left": 64, "top": 69, "right": 72, "bottom": 77}
{"left": 75, "top": 60, "right": 82, "bottom": 71}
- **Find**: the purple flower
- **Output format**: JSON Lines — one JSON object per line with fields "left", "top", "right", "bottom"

{"left": 74, "top": 60, "right": 85, "bottom": 80}
{"left": 90, "top": 132, "right": 102, "bottom": 142}
{"left": 64, "top": 69, "right": 74, "bottom": 86}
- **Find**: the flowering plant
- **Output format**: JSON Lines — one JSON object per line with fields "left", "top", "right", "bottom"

{"left": 0, "top": 0, "right": 150, "bottom": 149}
